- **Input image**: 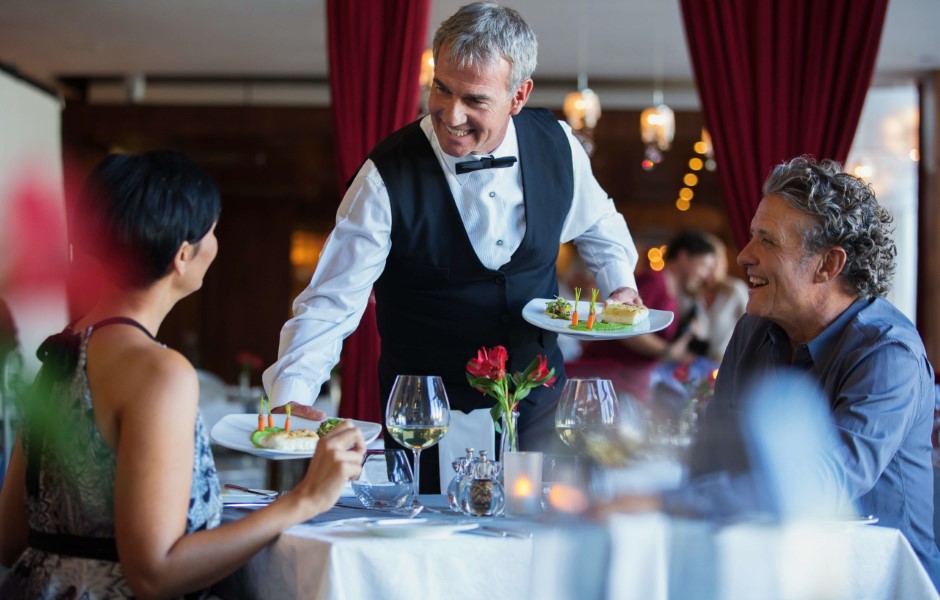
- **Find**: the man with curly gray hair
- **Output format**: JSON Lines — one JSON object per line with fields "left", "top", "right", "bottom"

{"left": 711, "top": 155, "right": 940, "bottom": 588}
{"left": 265, "top": 2, "right": 641, "bottom": 492}
{"left": 593, "top": 157, "right": 939, "bottom": 591}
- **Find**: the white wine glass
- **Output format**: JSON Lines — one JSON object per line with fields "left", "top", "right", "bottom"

{"left": 555, "top": 378, "right": 638, "bottom": 467}
{"left": 385, "top": 375, "right": 451, "bottom": 506}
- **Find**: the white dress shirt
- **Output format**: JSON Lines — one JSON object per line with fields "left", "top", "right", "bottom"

{"left": 263, "top": 115, "right": 639, "bottom": 408}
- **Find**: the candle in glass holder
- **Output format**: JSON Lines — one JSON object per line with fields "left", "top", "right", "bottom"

{"left": 503, "top": 451, "right": 543, "bottom": 517}
{"left": 546, "top": 482, "right": 589, "bottom": 514}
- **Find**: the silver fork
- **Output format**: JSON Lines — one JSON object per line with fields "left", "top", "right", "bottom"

{"left": 224, "top": 484, "right": 277, "bottom": 498}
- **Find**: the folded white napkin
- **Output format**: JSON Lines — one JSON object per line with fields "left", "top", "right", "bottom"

{"left": 437, "top": 408, "right": 495, "bottom": 492}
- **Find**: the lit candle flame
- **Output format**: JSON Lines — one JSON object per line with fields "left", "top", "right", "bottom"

{"left": 548, "top": 484, "right": 589, "bottom": 513}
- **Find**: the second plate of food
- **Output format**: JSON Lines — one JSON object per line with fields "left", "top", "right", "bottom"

{"left": 522, "top": 298, "right": 674, "bottom": 341}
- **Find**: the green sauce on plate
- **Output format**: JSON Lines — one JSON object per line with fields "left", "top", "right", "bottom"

{"left": 568, "top": 321, "right": 630, "bottom": 332}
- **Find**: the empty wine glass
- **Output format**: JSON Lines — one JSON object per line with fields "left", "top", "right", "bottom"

{"left": 352, "top": 449, "right": 414, "bottom": 510}
{"left": 385, "top": 375, "right": 451, "bottom": 506}
{"left": 555, "top": 378, "right": 639, "bottom": 467}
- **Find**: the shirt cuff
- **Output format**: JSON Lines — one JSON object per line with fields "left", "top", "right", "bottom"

{"left": 268, "top": 377, "right": 317, "bottom": 410}
{"left": 593, "top": 262, "right": 638, "bottom": 299}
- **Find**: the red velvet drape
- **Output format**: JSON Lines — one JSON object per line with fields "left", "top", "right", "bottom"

{"left": 679, "top": 0, "right": 888, "bottom": 249}
{"left": 327, "top": 0, "right": 430, "bottom": 422}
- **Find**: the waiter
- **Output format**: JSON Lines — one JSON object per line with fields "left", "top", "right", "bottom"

{"left": 263, "top": 2, "right": 640, "bottom": 491}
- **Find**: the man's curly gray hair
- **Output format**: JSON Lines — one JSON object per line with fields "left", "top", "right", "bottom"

{"left": 432, "top": 2, "right": 538, "bottom": 95}
{"left": 762, "top": 155, "right": 896, "bottom": 299}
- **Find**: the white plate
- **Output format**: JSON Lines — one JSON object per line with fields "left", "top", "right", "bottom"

{"left": 350, "top": 518, "right": 479, "bottom": 539}
{"left": 522, "top": 298, "right": 674, "bottom": 341}
{"left": 842, "top": 514, "right": 879, "bottom": 525}
{"left": 210, "top": 414, "right": 382, "bottom": 460}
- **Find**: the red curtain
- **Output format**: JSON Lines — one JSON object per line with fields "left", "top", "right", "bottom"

{"left": 326, "top": 0, "right": 430, "bottom": 422}
{"left": 679, "top": 0, "right": 888, "bottom": 249}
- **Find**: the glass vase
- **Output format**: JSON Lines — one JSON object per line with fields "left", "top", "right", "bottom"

{"left": 238, "top": 369, "right": 251, "bottom": 398}
{"left": 500, "top": 411, "right": 520, "bottom": 460}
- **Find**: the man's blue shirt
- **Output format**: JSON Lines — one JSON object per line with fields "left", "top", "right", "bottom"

{"left": 697, "top": 297, "right": 940, "bottom": 589}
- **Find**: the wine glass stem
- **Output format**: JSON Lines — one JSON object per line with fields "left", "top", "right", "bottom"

{"left": 412, "top": 448, "right": 422, "bottom": 506}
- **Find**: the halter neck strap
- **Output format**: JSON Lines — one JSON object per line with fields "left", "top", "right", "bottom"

{"left": 90, "top": 316, "right": 157, "bottom": 341}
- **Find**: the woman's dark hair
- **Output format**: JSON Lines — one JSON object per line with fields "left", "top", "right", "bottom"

{"left": 75, "top": 150, "right": 221, "bottom": 288}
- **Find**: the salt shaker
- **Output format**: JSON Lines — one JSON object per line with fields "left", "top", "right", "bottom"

{"left": 446, "top": 447, "right": 475, "bottom": 511}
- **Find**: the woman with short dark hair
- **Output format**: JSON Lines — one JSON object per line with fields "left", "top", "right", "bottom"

{"left": 0, "top": 150, "right": 365, "bottom": 599}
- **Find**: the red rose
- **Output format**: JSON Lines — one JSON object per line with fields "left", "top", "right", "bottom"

{"left": 466, "top": 345, "right": 508, "bottom": 381}
{"left": 466, "top": 345, "right": 556, "bottom": 452}
{"left": 237, "top": 351, "right": 263, "bottom": 371}
{"left": 530, "top": 354, "right": 552, "bottom": 381}
{"left": 673, "top": 364, "right": 690, "bottom": 384}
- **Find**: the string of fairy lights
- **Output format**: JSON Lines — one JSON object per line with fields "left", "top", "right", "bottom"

{"left": 645, "top": 131, "right": 717, "bottom": 271}
{"left": 673, "top": 131, "right": 716, "bottom": 212}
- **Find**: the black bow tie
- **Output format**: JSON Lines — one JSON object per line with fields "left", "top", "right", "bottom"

{"left": 454, "top": 155, "right": 518, "bottom": 174}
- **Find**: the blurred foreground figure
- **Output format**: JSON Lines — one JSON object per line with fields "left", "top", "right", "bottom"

{"left": 0, "top": 151, "right": 364, "bottom": 598}
{"left": 600, "top": 156, "right": 940, "bottom": 591}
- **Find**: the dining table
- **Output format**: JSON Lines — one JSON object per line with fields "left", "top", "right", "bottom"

{"left": 212, "top": 494, "right": 938, "bottom": 600}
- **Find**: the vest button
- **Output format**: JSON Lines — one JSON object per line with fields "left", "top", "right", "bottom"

{"left": 495, "top": 274, "right": 506, "bottom": 284}
{"left": 501, "top": 314, "right": 510, "bottom": 323}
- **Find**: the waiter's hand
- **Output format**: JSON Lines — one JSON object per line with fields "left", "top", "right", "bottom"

{"left": 606, "top": 286, "right": 642, "bottom": 306}
{"left": 272, "top": 401, "right": 327, "bottom": 421}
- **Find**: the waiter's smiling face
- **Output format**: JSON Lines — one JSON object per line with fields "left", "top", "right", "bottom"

{"left": 429, "top": 46, "right": 533, "bottom": 158}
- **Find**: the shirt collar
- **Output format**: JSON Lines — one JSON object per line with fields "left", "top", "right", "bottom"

{"left": 765, "top": 297, "right": 869, "bottom": 367}
{"left": 421, "top": 115, "right": 520, "bottom": 181}
{"left": 805, "top": 297, "right": 869, "bottom": 366}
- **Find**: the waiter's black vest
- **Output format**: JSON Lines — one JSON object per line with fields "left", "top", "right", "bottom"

{"left": 370, "top": 108, "right": 573, "bottom": 414}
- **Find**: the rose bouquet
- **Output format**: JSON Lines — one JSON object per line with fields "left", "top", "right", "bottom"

{"left": 466, "top": 345, "right": 555, "bottom": 454}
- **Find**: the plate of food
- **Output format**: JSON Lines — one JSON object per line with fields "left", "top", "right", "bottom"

{"left": 349, "top": 518, "right": 479, "bottom": 539}
{"left": 522, "top": 295, "right": 674, "bottom": 341}
{"left": 210, "top": 413, "right": 382, "bottom": 460}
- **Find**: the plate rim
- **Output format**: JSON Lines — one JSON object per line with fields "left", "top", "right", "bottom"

{"left": 353, "top": 519, "right": 479, "bottom": 537}
{"left": 522, "top": 297, "right": 674, "bottom": 340}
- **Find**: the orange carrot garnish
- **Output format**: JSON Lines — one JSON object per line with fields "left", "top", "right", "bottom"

{"left": 571, "top": 287, "right": 581, "bottom": 326}
{"left": 587, "top": 288, "right": 599, "bottom": 330}
{"left": 257, "top": 397, "right": 265, "bottom": 432}
{"left": 266, "top": 396, "right": 274, "bottom": 429}
{"left": 284, "top": 402, "right": 291, "bottom": 433}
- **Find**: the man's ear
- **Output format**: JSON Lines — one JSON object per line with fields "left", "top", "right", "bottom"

{"left": 509, "top": 79, "right": 534, "bottom": 115}
{"left": 172, "top": 241, "right": 193, "bottom": 276}
{"left": 815, "top": 246, "right": 847, "bottom": 283}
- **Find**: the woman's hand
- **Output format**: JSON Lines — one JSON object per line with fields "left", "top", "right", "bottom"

{"left": 664, "top": 331, "right": 696, "bottom": 364}
{"left": 291, "top": 421, "right": 366, "bottom": 517}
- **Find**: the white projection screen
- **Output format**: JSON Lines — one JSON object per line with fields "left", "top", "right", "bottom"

{"left": 0, "top": 68, "right": 69, "bottom": 379}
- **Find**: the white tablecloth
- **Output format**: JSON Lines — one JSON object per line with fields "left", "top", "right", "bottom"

{"left": 216, "top": 498, "right": 938, "bottom": 600}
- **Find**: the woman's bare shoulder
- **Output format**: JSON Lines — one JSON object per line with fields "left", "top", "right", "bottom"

{"left": 90, "top": 333, "right": 198, "bottom": 412}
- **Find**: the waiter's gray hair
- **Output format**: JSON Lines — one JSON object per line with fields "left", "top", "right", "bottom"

{"left": 433, "top": 2, "right": 538, "bottom": 94}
